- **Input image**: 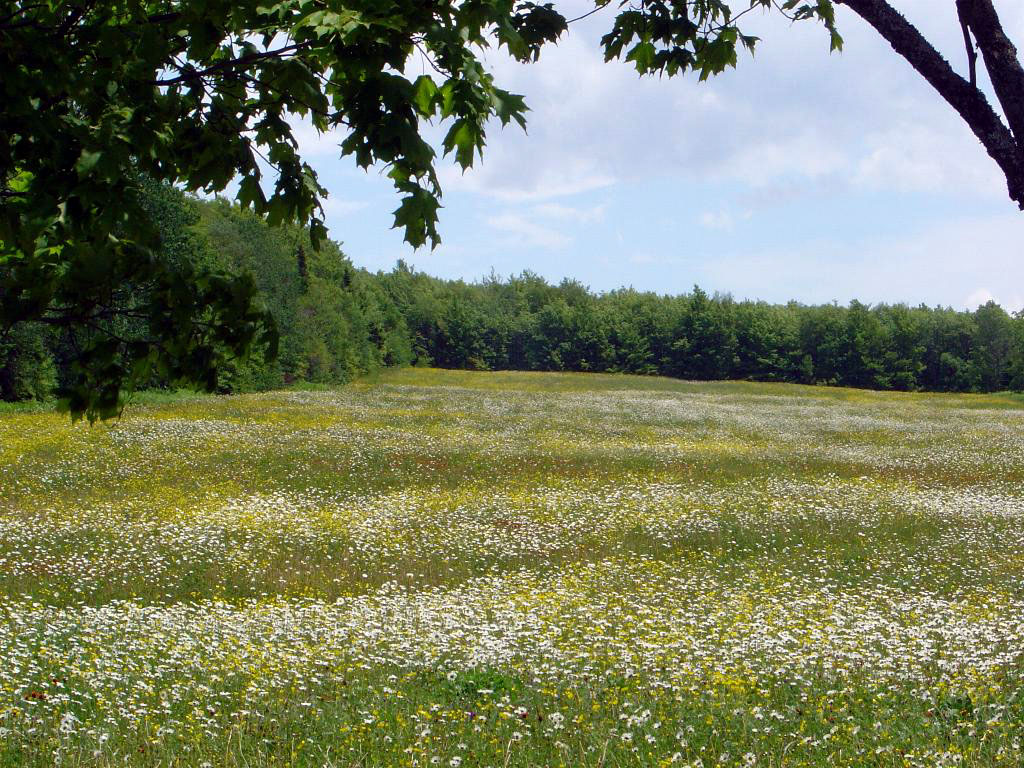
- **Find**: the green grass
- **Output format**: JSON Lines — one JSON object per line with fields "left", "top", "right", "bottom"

{"left": 1, "top": 369, "right": 1023, "bottom": 766}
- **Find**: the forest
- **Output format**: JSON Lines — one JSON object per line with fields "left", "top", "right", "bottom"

{"left": 3, "top": 182, "right": 1023, "bottom": 402}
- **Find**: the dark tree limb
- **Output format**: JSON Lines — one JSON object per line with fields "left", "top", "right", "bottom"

{"left": 955, "top": 0, "right": 978, "bottom": 87}
{"left": 151, "top": 42, "right": 312, "bottom": 86}
{"left": 837, "top": 0, "right": 1024, "bottom": 209}
{"left": 956, "top": 0, "right": 1024, "bottom": 144}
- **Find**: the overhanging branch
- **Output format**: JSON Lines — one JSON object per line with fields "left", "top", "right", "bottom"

{"left": 956, "top": 0, "right": 1024, "bottom": 145}
{"left": 955, "top": 0, "right": 978, "bottom": 87}
{"left": 837, "top": 0, "right": 1024, "bottom": 209}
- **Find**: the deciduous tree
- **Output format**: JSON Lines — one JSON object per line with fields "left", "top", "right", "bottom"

{"left": 4, "top": 0, "right": 1023, "bottom": 416}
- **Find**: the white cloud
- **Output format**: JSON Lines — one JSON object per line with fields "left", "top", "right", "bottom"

{"left": 854, "top": 122, "right": 1005, "bottom": 198}
{"left": 291, "top": 119, "right": 346, "bottom": 159}
{"left": 439, "top": 152, "right": 614, "bottom": 202}
{"left": 699, "top": 208, "right": 754, "bottom": 232}
{"left": 965, "top": 288, "right": 997, "bottom": 309}
{"left": 321, "top": 197, "right": 369, "bottom": 218}
{"left": 532, "top": 202, "right": 607, "bottom": 224}
{"left": 693, "top": 212, "right": 1024, "bottom": 308}
{"left": 965, "top": 288, "right": 1024, "bottom": 314}
{"left": 431, "top": 0, "right": 1020, "bottom": 207}
{"left": 699, "top": 210, "right": 734, "bottom": 231}
{"left": 288, "top": 0, "right": 1024, "bottom": 308}
{"left": 486, "top": 213, "right": 573, "bottom": 249}
{"left": 290, "top": 0, "right": 1024, "bottom": 211}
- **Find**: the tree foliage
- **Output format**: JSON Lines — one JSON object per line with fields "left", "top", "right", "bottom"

{"left": 375, "top": 268, "right": 1024, "bottom": 394}
{"left": 6, "top": 186, "right": 1024, "bottom": 400}
{"left": 3, "top": 0, "right": 1024, "bottom": 415}
{"left": 1, "top": 0, "right": 563, "bottom": 418}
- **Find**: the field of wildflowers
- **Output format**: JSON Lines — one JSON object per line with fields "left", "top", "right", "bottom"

{"left": 2, "top": 368, "right": 1024, "bottom": 767}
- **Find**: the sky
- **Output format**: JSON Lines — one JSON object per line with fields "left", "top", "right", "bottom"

{"left": 291, "top": 0, "right": 1024, "bottom": 311}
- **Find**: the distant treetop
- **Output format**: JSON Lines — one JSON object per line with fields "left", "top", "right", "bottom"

{"left": 3, "top": 0, "right": 1023, "bottom": 418}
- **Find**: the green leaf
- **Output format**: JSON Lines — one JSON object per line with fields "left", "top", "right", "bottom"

{"left": 830, "top": 28, "right": 844, "bottom": 52}
{"left": 626, "top": 41, "right": 656, "bottom": 73}
{"left": 412, "top": 75, "right": 439, "bottom": 118}
{"left": 75, "top": 150, "right": 102, "bottom": 177}
{"left": 443, "top": 119, "right": 480, "bottom": 170}
{"left": 392, "top": 188, "right": 441, "bottom": 249}
{"left": 237, "top": 176, "right": 267, "bottom": 210}
{"left": 439, "top": 81, "right": 458, "bottom": 119}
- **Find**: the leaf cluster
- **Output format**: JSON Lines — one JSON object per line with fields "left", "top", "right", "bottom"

{"left": 0, "top": 0, "right": 566, "bottom": 417}
{"left": 601, "top": 0, "right": 840, "bottom": 79}
{"left": 1, "top": 0, "right": 846, "bottom": 418}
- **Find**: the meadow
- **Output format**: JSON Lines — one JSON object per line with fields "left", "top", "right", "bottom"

{"left": 2, "top": 368, "right": 1024, "bottom": 767}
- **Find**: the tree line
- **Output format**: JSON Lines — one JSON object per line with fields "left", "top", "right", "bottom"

{"left": 382, "top": 266, "right": 1024, "bottom": 394}
{"left": 7, "top": 0, "right": 1024, "bottom": 419}
{"left": 3, "top": 184, "right": 1023, "bottom": 402}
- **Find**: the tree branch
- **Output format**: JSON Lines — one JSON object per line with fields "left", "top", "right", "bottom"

{"left": 955, "top": 0, "right": 978, "bottom": 87}
{"left": 836, "top": 0, "right": 1024, "bottom": 209}
{"left": 956, "top": 0, "right": 1024, "bottom": 145}
{"left": 152, "top": 42, "right": 312, "bottom": 86}
{"left": 55, "top": 1, "right": 98, "bottom": 38}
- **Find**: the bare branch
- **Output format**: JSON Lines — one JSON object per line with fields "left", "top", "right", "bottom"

{"left": 956, "top": 0, "right": 1024, "bottom": 145}
{"left": 955, "top": 0, "right": 978, "bottom": 87}
{"left": 837, "top": 0, "right": 1024, "bottom": 208}
{"left": 152, "top": 42, "right": 312, "bottom": 86}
